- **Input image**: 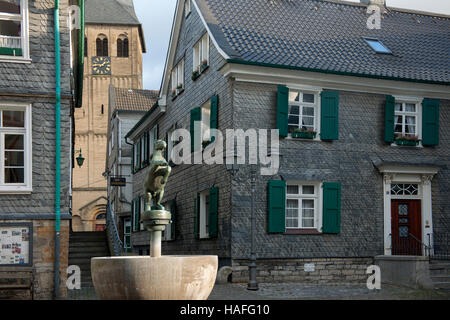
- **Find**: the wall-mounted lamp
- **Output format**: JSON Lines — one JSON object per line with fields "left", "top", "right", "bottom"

{"left": 75, "top": 149, "right": 85, "bottom": 168}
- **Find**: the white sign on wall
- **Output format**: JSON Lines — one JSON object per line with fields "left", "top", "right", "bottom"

{"left": 304, "top": 263, "right": 315, "bottom": 272}
{"left": 0, "top": 225, "right": 31, "bottom": 265}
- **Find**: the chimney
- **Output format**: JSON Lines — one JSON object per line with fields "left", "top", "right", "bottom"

{"left": 360, "top": 0, "right": 386, "bottom": 6}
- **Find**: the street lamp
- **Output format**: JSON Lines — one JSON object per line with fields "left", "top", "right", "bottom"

{"left": 247, "top": 164, "right": 259, "bottom": 291}
{"left": 224, "top": 153, "right": 259, "bottom": 291}
{"left": 75, "top": 149, "right": 85, "bottom": 168}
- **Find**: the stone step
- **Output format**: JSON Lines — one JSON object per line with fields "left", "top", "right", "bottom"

{"left": 68, "top": 252, "right": 109, "bottom": 259}
{"left": 69, "top": 246, "right": 109, "bottom": 253}
{"left": 433, "top": 282, "right": 450, "bottom": 289}
{"left": 69, "top": 241, "right": 109, "bottom": 248}
{"left": 431, "top": 275, "right": 450, "bottom": 281}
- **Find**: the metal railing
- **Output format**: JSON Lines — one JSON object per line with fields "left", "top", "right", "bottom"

{"left": 390, "top": 233, "right": 429, "bottom": 256}
{"left": 428, "top": 233, "right": 450, "bottom": 260}
{"left": 106, "top": 203, "right": 123, "bottom": 256}
{"left": 0, "top": 35, "right": 21, "bottom": 49}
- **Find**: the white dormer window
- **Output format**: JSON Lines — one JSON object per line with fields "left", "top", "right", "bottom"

{"left": 171, "top": 58, "right": 184, "bottom": 96}
{"left": 184, "top": 0, "right": 191, "bottom": 17}
{"left": 0, "top": 0, "right": 30, "bottom": 61}
{"left": 193, "top": 33, "right": 209, "bottom": 74}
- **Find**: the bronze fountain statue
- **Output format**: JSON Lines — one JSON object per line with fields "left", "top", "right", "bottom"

{"left": 91, "top": 140, "right": 218, "bottom": 300}
{"left": 142, "top": 140, "right": 172, "bottom": 257}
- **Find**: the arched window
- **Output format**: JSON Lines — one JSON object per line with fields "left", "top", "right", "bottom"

{"left": 117, "top": 35, "right": 129, "bottom": 58}
{"left": 96, "top": 34, "right": 108, "bottom": 57}
{"left": 96, "top": 213, "right": 106, "bottom": 220}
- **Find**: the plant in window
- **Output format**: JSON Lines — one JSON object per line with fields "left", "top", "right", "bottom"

{"left": 192, "top": 70, "right": 200, "bottom": 81}
{"left": 292, "top": 127, "right": 317, "bottom": 139}
{"left": 394, "top": 134, "right": 420, "bottom": 146}
{"left": 200, "top": 59, "right": 209, "bottom": 72}
{"left": 171, "top": 89, "right": 177, "bottom": 97}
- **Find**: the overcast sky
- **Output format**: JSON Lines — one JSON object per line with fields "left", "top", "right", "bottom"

{"left": 134, "top": 0, "right": 449, "bottom": 90}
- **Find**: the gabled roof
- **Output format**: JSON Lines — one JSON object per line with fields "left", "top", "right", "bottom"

{"left": 112, "top": 87, "right": 159, "bottom": 112}
{"left": 85, "top": 0, "right": 140, "bottom": 25}
{"left": 85, "top": 0, "right": 146, "bottom": 52}
{"left": 194, "top": 0, "right": 449, "bottom": 84}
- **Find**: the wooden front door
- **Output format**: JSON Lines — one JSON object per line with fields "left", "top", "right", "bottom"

{"left": 391, "top": 200, "right": 422, "bottom": 256}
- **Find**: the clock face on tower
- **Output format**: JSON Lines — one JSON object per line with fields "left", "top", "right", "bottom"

{"left": 91, "top": 56, "right": 111, "bottom": 75}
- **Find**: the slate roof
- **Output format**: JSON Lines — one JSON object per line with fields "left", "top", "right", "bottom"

{"left": 197, "top": 0, "right": 450, "bottom": 84}
{"left": 112, "top": 87, "right": 159, "bottom": 112}
{"left": 85, "top": 0, "right": 140, "bottom": 25}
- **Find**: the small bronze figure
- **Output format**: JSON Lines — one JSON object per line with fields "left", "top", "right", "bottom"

{"left": 143, "top": 140, "right": 172, "bottom": 210}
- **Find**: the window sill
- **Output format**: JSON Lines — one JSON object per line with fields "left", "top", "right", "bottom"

{"left": 192, "top": 65, "right": 209, "bottom": 82}
{"left": 0, "top": 187, "right": 32, "bottom": 195}
{"left": 285, "top": 229, "right": 321, "bottom": 235}
{"left": 171, "top": 88, "right": 185, "bottom": 101}
{"left": 286, "top": 135, "right": 321, "bottom": 142}
{"left": 0, "top": 56, "right": 31, "bottom": 64}
{"left": 390, "top": 142, "right": 423, "bottom": 149}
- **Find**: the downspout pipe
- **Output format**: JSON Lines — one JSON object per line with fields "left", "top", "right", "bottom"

{"left": 77, "top": 0, "right": 85, "bottom": 108}
{"left": 53, "top": 0, "right": 61, "bottom": 300}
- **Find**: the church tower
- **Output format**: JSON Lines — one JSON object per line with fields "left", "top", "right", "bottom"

{"left": 72, "top": 0, "right": 146, "bottom": 231}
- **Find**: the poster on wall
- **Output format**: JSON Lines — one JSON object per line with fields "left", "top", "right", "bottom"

{"left": 0, "top": 224, "right": 31, "bottom": 266}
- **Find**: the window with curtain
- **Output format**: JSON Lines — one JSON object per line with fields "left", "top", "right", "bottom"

{"left": 394, "top": 102, "right": 418, "bottom": 138}
{"left": 0, "top": 0, "right": 27, "bottom": 57}
{"left": 96, "top": 34, "right": 108, "bottom": 57}
{"left": 117, "top": 35, "right": 128, "bottom": 58}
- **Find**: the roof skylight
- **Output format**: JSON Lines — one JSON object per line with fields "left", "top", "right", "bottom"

{"left": 364, "top": 38, "right": 392, "bottom": 54}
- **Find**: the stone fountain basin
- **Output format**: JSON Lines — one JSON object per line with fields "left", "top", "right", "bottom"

{"left": 91, "top": 255, "right": 218, "bottom": 300}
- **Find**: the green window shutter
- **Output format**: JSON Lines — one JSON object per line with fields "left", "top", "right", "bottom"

{"left": 136, "top": 139, "right": 141, "bottom": 170}
{"left": 132, "top": 144, "right": 135, "bottom": 173}
{"left": 209, "top": 187, "right": 219, "bottom": 238}
{"left": 276, "top": 85, "right": 289, "bottom": 137}
{"left": 422, "top": 99, "right": 440, "bottom": 146}
{"left": 322, "top": 182, "right": 341, "bottom": 234}
{"left": 170, "top": 198, "right": 177, "bottom": 241}
{"left": 190, "top": 107, "right": 202, "bottom": 152}
{"left": 143, "top": 133, "right": 148, "bottom": 165}
{"left": 194, "top": 193, "right": 200, "bottom": 239}
{"left": 133, "top": 198, "right": 140, "bottom": 232}
{"left": 384, "top": 95, "right": 395, "bottom": 143}
{"left": 165, "top": 132, "right": 169, "bottom": 160}
{"left": 267, "top": 180, "right": 286, "bottom": 233}
{"left": 210, "top": 95, "right": 219, "bottom": 142}
{"left": 320, "top": 91, "right": 339, "bottom": 141}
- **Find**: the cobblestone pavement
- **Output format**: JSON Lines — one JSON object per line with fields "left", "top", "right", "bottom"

{"left": 67, "top": 283, "right": 450, "bottom": 300}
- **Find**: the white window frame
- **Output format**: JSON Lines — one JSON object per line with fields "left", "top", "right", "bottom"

{"left": 193, "top": 33, "right": 209, "bottom": 73}
{"left": 287, "top": 88, "right": 321, "bottom": 141}
{"left": 0, "top": 102, "right": 32, "bottom": 193}
{"left": 171, "top": 58, "right": 184, "bottom": 95}
{"left": 140, "top": 196, "right": 145, "bottom": 231}
{"left": 133, "top": 141, "right": 138, "bottom": 170}
{"left": 162, "top": 201, "right": 174, "bottom": 241}
{"left": 0, "top": 0, "right": 30, "bottom": 63}
{"left": 184, "top": 0, "right": 191, "bottom": 17}
{"left": 124, "top": 218, "right": 131, "bottom": 250}
{"left": 393, "top": 99, "right": 422, "bottom": 141}
{"left": 149, "top": 124, "right": 157, "bottom": 156}
{"left": 167, "top": 127, "right": 175, "bottom": 162}
{"left": 199, "top": 189, "right": 210, "bottom": 239}
{"left": 285, "top": 182, "right": 322, "bottom": 231}
{"left": 200, "top": 100, "right": 211, "bottom": 143}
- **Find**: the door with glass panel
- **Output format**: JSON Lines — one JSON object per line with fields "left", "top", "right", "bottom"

{"left": 391, "top": 200, "right": 422, "bottom": 256}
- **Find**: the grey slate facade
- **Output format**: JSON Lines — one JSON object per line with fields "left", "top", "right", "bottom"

{"left": 127, "top": 0, "right": 450, "bottom": 283}
{"left": 0, "top": 0, "right": 74, "bottom": 299}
